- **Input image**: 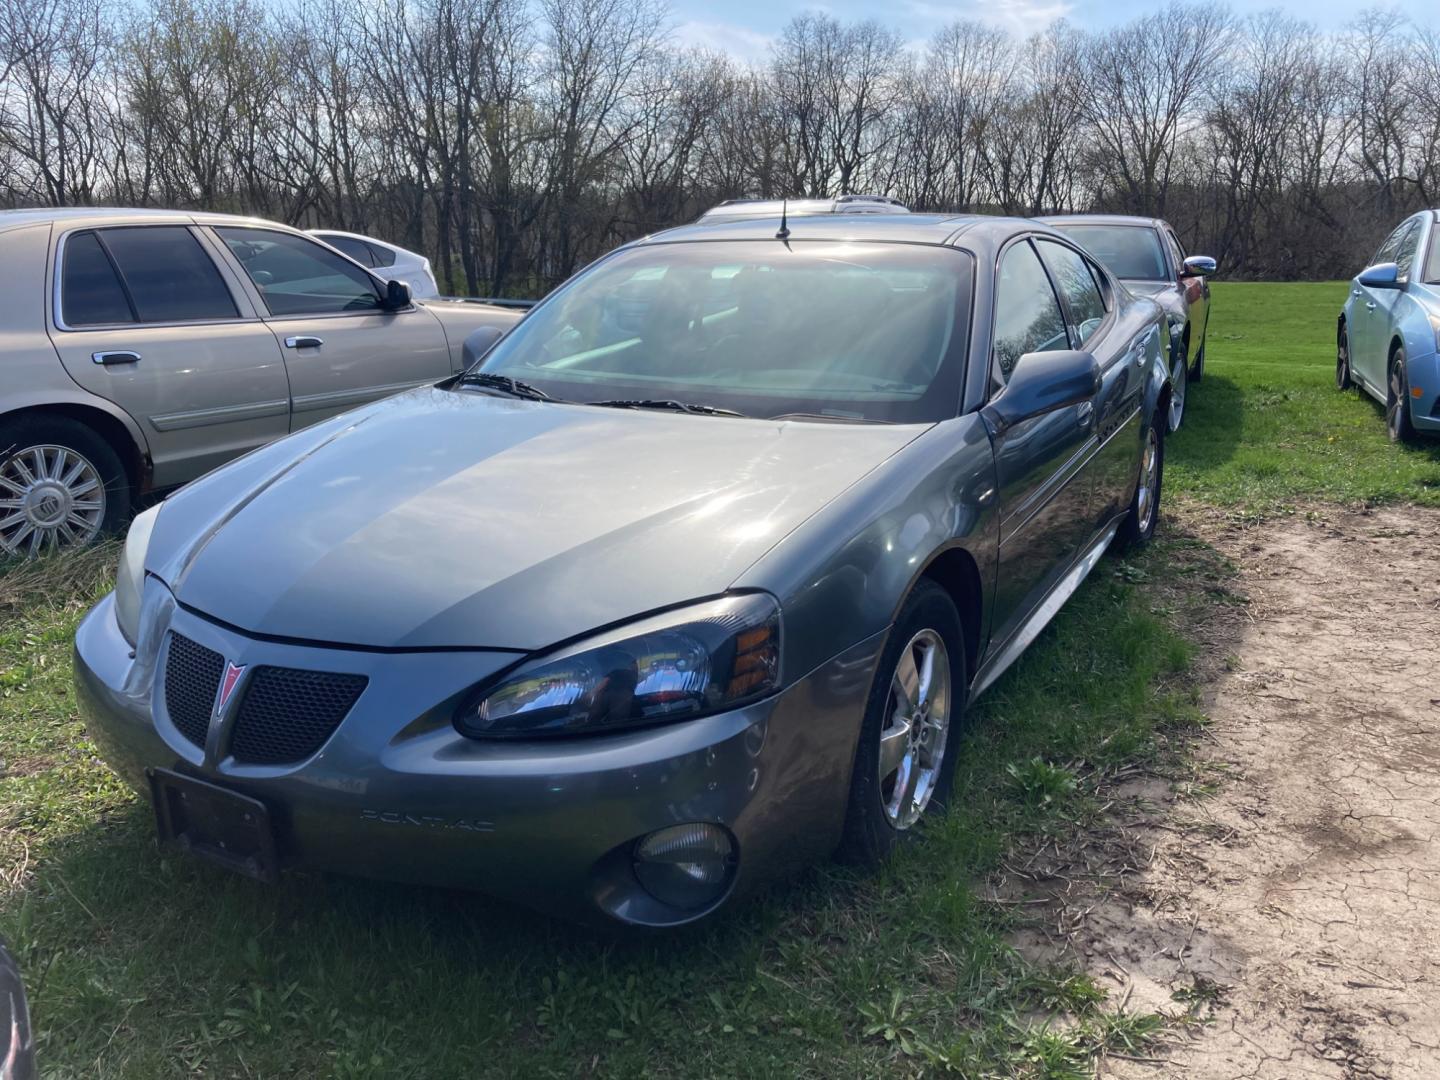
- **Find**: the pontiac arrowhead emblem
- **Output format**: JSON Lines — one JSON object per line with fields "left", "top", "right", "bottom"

{"left": 217, "top": 662, "right": 246, "bottom": 712}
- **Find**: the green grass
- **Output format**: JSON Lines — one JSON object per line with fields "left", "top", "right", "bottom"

{"left": 1170, "top": 281, "right": 1440, "bottom": 509}
{"left": 3, "top": 280, "right": 1435, "bottom": 1077}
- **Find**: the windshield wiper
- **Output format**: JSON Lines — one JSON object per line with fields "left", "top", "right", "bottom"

{"left": 457, "top": 371, "right": 552, "bottom": 401}
{"left": 588, "top": 398, "right": 747, "bottom": 418}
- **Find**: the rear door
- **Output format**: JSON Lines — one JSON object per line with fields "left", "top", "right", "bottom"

{"left": 210, "top": 226, "right": 453, "bottom": 428}
{"left": 47, "top": 224, "right": 290, "bottom": 487}
{"left": 985, "top": 237, "right": 1099, "bottom": 650}
{"left": 1037, "top": 238, "right": 1147, "bottom": 526}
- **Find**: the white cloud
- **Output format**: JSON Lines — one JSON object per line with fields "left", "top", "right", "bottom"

{"left": 905, "top": 0, "right": 1073, "bottom": 38}
{"left": 673, "top": 19, "right": 777, "bottom": 63}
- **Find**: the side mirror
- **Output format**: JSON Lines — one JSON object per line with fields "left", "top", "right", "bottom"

{"left": 1181, "top": 255, "right": 1217, "bottom": 278}
{"left": 461, "top": 325, "right": 504, "bottom": 368}
{"left": 381, "top": 279, "right": 413, "bottom": 310}
{"left": 985, "top": 349, "right": 1100, "bottom": 431}
{"left": 1357, "top": 262, "right": 1402, "bottom": 290}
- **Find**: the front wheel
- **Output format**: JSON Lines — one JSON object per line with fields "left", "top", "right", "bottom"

{"left": 838, "top": 580, "right": 965, "bottom": 867}
{"left": 1387, "top": 350, "right": 1417, "bottom": 444}
{"left": 1336, "top": 324, "right": 1353, "bottom": 391}
{"left": 1116, "top": 421, "right": 1163, "bottom": 553}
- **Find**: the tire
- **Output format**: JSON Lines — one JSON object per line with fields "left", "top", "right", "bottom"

{"left": 1386, "top": 349, "right": 1418, "bottom": 444}
{"left": 1336, "top": 323, "right": 1353, "bottom": 391}
{"left": 1115, "top": 420, "right": 1164, "bottom": 553}
{"left": 1167, "top": 347, "right": 1188, "bottom": 433}
{"left": 0, "top": 414, "right": 129, "bottom": 558}
{"left": 838, "top": 579, "right": 966, "bottom": 867}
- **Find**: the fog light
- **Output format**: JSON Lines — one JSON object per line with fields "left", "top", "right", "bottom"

{"left": 633, "top": 823, "right": 736, "bottom": 910}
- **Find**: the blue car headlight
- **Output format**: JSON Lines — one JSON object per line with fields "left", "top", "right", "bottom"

{"left": 456, "top": 593, "right": 781, "bottom": 739}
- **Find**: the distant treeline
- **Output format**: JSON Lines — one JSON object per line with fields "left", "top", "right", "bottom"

{"left": 3, "top": 0, "right": 1439, "bottom": 294}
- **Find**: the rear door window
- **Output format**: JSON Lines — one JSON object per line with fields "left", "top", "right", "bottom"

{"left": 217, "top": 227, "right": 381, "bottom": 316}
{"left": 101, "top": 227, "right": 239, "bottom": 323}
{"left": 368, "top": 242, "right": 398, "bottom": 268}
{"left": 61, "top": 231, "right": 135, "bottom": 326}
{"left": 61, "top": 226, "right": 237, "bottom": 327}
{"left": 1036, "top": 240, "right": 1108, "bottom": 347}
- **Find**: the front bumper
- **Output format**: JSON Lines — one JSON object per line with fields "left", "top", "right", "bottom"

{"left": 1407, "top": 346, "right": 1440, "bottom": 433}
{"left": 74, "top": 585, "right": 881, "bottom": 926}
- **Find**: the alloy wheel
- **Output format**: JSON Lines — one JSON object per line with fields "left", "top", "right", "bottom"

{"left": 878, "top": 628, "right": 952, "bottom": 829}
{"left": 1168, "top": 354, "right": 1187, "bottom": 431}
{"left": 1387, "top": 363, "right": 1405, "bottom": 440}
{"left": 0, "top": 444, "right": 107, "bottom": 557}
{"left": 1137, "top": 426, "right": 1160, "bottom": 534}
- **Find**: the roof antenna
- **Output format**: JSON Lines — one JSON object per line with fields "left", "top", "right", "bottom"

{"left": 776, "top": 198, "right": 790, "bottom": 241}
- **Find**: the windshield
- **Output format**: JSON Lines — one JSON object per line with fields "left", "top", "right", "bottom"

{"left": 472, "top": 240, "right": 973, "bottom": 423}
{"left": 1051, "top": 225, "right": 1168, "bottom": 282}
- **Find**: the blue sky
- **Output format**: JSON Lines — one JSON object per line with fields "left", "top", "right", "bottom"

{"left": 670, "top": 0, "right": 1433, "bottom": 61}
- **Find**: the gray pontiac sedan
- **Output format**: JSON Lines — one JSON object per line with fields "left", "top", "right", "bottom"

{"left": 75, "top": 213, "right": 1173, "bottom": 927}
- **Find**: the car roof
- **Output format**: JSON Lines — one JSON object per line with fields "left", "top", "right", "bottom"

{"left": 1037, "top": 213, "right": 1169, "bottom": 230}
{"left": 698, "top": 195, "right": 909, "bottom": 221}
{"left": 641, "top": 212, "right": 1037, "bottom": 248}
{"left": 0, "top": 206, "right": 301, "bottom": 233}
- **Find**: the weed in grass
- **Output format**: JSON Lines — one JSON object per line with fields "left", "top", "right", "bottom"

{"left": 1005, "top": 758, "right": 1079, "bottom": 810}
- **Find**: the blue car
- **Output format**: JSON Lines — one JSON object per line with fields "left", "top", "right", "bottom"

{"left": 1338, "top": 210, "right": 1440, "bottom": 442}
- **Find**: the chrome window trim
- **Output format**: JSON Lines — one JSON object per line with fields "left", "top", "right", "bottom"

{"left": 52, "top": 225, "right": 256, "bottom": 333}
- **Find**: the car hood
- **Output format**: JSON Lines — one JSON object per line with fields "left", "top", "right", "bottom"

{"left": 151, "top": 388, "right": 924, "bottom": 650}
{"left": 1123, "top": 279, "right": 1182, "bottom": 304}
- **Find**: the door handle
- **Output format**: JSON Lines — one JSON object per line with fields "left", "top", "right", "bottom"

{"left": 92, "top": 350, "right": 141, "bottom": 366}
{"left": 1077, "top": 401, "right": 1094, "bottom": 427}
{"left": 1352, "top": 289, "right": 1362, "bottom": 297}
{"left": 1364, "top": 301, "right": 1377, "bottom": 311}
{"left": 284, "top": 336, "right": 324, "bottom": 349}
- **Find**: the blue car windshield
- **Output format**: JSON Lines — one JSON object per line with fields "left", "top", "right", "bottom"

{"left": 1052, "top": 225, "right": 1168, "bottom": 281}
{"left": 472, "top": 240, "right": 973, "bottom": 423}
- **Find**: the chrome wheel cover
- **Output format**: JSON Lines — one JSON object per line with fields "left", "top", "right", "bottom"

{"left": 1137, "top": 426, "right": 1159, "bottom": 534}
{"left": 0, "top": 444, "right": 106, "bottom": 557}
{"left": 878, "top": 628, "right": 952, "bottom": 829}
{"left": 1168, "top": 354, "right": 1187, "bottom": 430}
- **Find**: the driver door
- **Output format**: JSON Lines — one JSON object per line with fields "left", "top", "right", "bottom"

{"left": 208, "top": 226, "right": 453, "bottom": 427}
{"left": 1352, "top": 221, "right": 1411, "bottom": 392}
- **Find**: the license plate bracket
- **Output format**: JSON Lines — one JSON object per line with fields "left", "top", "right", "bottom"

{"left": 148, "top": 768, "right": 277, "bottom": 883}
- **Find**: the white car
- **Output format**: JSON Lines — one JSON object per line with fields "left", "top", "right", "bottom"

{"left": 309, "top": 229, "right": 440, "bottom": 299}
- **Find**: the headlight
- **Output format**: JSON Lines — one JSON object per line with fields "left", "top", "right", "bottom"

{"left": 456, "top": 593, "right": 781, "bottom": 739}
{"left": 114, "top": 504, "right": 161, "bottom": 647}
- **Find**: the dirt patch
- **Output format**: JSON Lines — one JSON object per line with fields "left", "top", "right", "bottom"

{"left": 1010, "top": 504, "right": 1440, "bottom": 1077}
